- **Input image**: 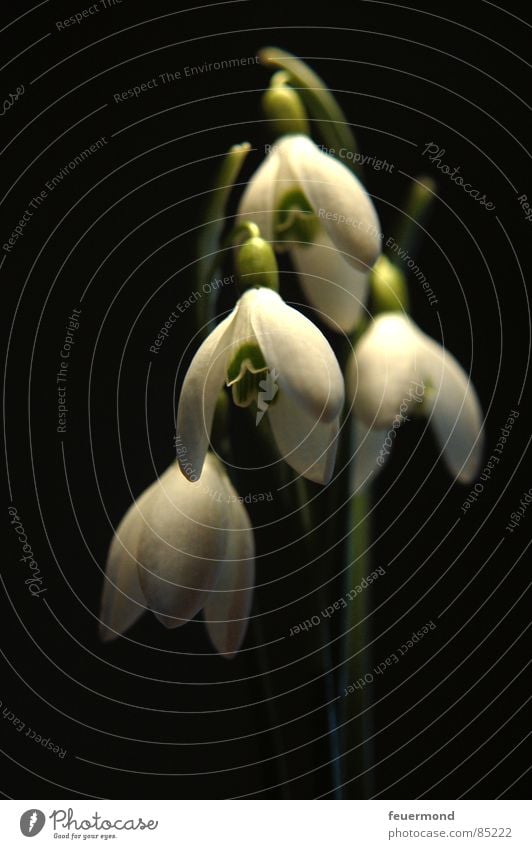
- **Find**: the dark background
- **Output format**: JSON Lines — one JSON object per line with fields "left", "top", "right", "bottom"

{"left": 2, "top": 0, "right": 530, "bottom": 799}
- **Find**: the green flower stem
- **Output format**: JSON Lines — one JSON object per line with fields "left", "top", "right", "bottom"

{"left": 195, "top": 142, "right": 251, "bottom": 338}
{"left": 391, "top": 175, "right": 436, "bottom": 259}
{"left": 298, "top": 477, "right": 343, "bottom": 799}
{"left": 334, "top": 335, "right": 375, "bottom": 797}
{"left": 341, "top": 487, "right": 375, "bottom": 798}
{"left": 211, "top": 407, "right": 293, "bottom": 797}
{"left": 258, "top": 47, "right": 361, "bottom": 176}
{"left": 249, "top": 606, "right": 292, "bottom": 799}
{"left": 251, "top": 416, "right": 343, "bottom": 797}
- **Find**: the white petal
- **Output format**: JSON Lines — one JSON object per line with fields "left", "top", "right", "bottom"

{"left": 266, "top": 389, "right": 340, "bottom": 484}
{"left": 203, "top": 497, "right": 255, "bottom": 659}
{"left": 350, "top": 418, "right": 389, "bottom": 494}
{"left": 99, "top": 485, "right": 153, "bottom": 642}
{"left": 350, "top": 313, "right": 484, "bottom": 483}
{"left": 237, "top": 145, "right": 282, "bottom": 243}
{"left": 421, "top": 335, "right": 484, "bottom": 483}
{"left": 136, "top": 455, "right": 231, "bottom": 628}
{"left": 291, "top": 228, "right": 369, "bottom": 332}
{"left": 244, "top": 287, "right": 344, "bottom": 423}
{"left": 350, "top": 313, "right": 424, "bottom": 429}
{"left": 176, "top": 313, "right": 234, "bottom": 481}
{"left": 277, "top": 135, "right": 381, "bottom": 271}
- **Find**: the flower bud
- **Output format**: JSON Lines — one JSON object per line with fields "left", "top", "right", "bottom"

{"left": 235, "top": 236, "right": 279, "bottom": 292}
{"left": 370, "top": 255, "right": 409, "bottom": 314}
{"left": 262, "top": 73, "right": 309, "bottom": 137}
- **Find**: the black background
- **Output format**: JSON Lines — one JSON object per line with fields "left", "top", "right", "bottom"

{"left": 2, "top": 0, "right": 531, "bottom": 799}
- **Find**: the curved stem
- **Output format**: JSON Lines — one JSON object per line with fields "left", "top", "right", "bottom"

{"left": 195, "top": 143, "right": 251, "bottom": 338}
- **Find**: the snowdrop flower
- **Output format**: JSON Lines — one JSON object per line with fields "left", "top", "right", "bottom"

{"left": 238, "top": 134, "right": 381, "bottom": 332}
{"left": 99, "top": 453, "right": 254, "bottom": 659}
{"left": 347, "top": 312, "right": 484, "bottom": 487}
{"left": 176, "top": 286, "right": 344, "bottom": 485}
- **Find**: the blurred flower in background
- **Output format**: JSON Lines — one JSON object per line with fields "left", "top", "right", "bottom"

{"left": 238, "top": 135, "right": 381, "bottom": 332}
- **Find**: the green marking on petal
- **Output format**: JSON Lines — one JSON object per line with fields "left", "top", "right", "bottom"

{"left": 226, "top": 343, "right": 268, "bottom": 407}
{"left": 274, "top": 189, "right": 320, "bottom": 246}
{"left": 226, "top": 344, "right": 267, "bottom": 382}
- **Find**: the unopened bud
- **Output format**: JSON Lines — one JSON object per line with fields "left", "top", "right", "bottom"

{"left": 262, "top": 73, "right": 309, "bottom": 137}
{"left": 235, "top": 236, "right": 279, "bottom": 293}
{"left": 370, "top": 255, "right": 409, "bottom": 314}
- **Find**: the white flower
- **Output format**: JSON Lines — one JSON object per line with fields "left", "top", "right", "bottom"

{"left": 176, "top": 286, "right": 344, "bottom": 485}
{"left": 99, "top": 453, "right": 255, "bottom": 659}
{"left": 238, "top": 135, "right": 381, "bottom": 332}
{"left": 347, "top": 312, "right": 485, "bottom": 486}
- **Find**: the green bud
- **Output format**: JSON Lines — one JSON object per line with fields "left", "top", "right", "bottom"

{"left": 235, "top": 236, "right": 279, "bottom": 292}
{"left": 262, "top": 73, "right": 309, "bottom": 137}
{"left": 408, "top": 175, "right": 437, "bottom": 219}
{"left": 370, "top": 255, "right": 410, "bottom": 314}
{"left": 258, "top": 47, "right": 361, "bottom": 176}
{"left": 274, "top": 189, "right": 320, "bottom": 247}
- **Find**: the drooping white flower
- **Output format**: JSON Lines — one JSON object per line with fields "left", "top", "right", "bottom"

{"left": 176, "top": 286, "right": 344, "bottom": 485}
{"left": 238, "top": 135, "right": 381, "bottom": 332}
{"left": 99, "top": 453, "right": 254, "bottom": 659}
{"left": 346, "top": 312, "right": 484, "bottom": 486}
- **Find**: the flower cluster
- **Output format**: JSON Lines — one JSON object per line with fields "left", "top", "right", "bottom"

{"left": 100, "top": 64, "right": 485, "bottom": 659}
